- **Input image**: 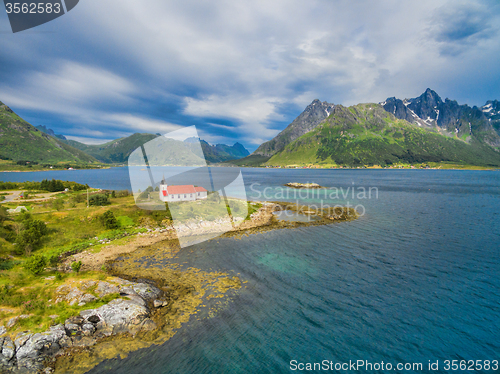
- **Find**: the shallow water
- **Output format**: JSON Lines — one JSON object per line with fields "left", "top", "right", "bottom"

{"left": 2, "top": 168, "right": 500, "bottom": 373}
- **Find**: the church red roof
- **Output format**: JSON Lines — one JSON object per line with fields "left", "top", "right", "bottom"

{"left": 162, "top": 185, "right": 207, "bottom": 196}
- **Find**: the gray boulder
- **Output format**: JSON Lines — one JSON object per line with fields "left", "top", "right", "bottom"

{"left": 80, "top": 297, "right": 156, "bottom": 336}
{"left": 15, "top": 325, "right": 65, "bottom": 372}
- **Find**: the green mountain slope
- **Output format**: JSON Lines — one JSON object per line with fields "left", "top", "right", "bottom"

{"left": 266, "top": 104, "right": 500, "bottom": 167}
{"left": 65, "top": 135, "right": 250, "bottom": 164}
{"left": 0, "top": 102, "right": 97, "bottom": 163}
{"left": 63, "top": 133, "right": 159, "bottom": 163}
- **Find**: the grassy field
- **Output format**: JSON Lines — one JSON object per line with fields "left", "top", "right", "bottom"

{"left": 0, "top": 185, "right": 260, "bottom": 336}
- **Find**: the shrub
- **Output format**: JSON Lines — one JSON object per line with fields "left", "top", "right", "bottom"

{"left": 100, "top": 210, "right": 119, "bottom": 229}
{"left": 17, "top": 219, "right": 48, "bottom": 256}
{"left": 24, "top": 255, "right": 47, "bottom": 275}
{"left": 71, "top": 260, "right": 82, "bottom": 273}
{"left": 47, "top": 252, "right": 60, "bottom": 266}
{"left": 22, "top": 299, "right": 45, "bottom": 312}
{"left": 55, "top": 272, "right": 63, "bottom": 281}
{"left": 89, "top": 194, "right": 110, "bottom": 206}
{"left": 52, "top": 199, "right": 64, "bottom": 211}
{"left": 73, "top": 194, "right": 86, "bottom": 204}
{"left": 115, "top": 190, "right": 129, "bottom": 198}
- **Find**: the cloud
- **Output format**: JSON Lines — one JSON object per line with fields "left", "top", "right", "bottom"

{"left": 428, "top": 0, "right": 500, "bottom": 56}
{"left": 184, "top": 95, "right": 284, "bottom": 144}
{"left": 65, "top": 136, "right": 115, "bottom": 145}
{"left": 104, "top": 114, "right": 183, "bottom": 134}
{"left": 0, "top": 61, "right": 135, "bottom": 117}
{"left": 1, "top": 0, "right": 500, "bottom": 151}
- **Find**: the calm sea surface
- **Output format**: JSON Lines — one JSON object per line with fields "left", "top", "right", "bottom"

{"left": 1, "top": 168, "right": 499, "bottom": 373}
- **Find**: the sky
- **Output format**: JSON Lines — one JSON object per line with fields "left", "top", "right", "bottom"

{"left": 1, "top": 0, "right": 499, "bottom": 151}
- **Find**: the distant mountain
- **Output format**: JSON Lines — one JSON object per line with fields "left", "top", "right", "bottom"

{"left": 253, "top": 99, "right": 335, "bottom": 156}
{"left": 185, "top": 138, "right": 249, "bottom": 163}
{"left": 65, "top": 135, "right": 250, "bottom": 164}
{"left": 265, "top": 103, "right": 500, "bottom": 167}
{"left": 35, "top": 125, "right": 66, "bottom": 140}
{"left": 381, "top": 88, "right": 500, "bottom": 148}
{"left": 183, "top": 137, "right": 249, "bottom": 162}
{"left": 62, "top": 133, "right": 159, "bottom": 163}
{"left": 0, "top": 101, "right": 97, "bottom": 163}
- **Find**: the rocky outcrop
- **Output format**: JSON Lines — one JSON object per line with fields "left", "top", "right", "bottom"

{"left": 0, "top": 279, "right": 166, "bottom": 373}
{"left": 284, "top": 182, "right": 323, "bottom": 189}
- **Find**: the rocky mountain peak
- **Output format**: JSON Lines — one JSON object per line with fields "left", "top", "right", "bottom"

{"left": 481, "top": 100, "right": 500, "bottom": 118}
{"left": 253, "top": 99, "right": 336, "bottom": 156}
{"left": 381, "top": 89, "right": 500, "bottom": 147}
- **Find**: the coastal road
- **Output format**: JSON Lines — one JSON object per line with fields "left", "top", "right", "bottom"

{"left": 0, "top": 191, "right": 22, "bottom": 204}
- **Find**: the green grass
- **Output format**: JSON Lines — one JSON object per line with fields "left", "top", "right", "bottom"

{"left": 0, "top": 184, "right": 264, "bottom": 337}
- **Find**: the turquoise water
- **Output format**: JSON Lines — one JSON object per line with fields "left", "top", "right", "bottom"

{"left": 2, "top": 168, "right": 499, "bottom": 373}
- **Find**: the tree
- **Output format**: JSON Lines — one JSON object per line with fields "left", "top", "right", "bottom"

{"left": 71, "top": 260, "right": 82, "bottom": 273}
{"left": 41, "top": 179, "right": 65, "bottom": 192}
{"left": 89, "top": 194, "right": 110, "bottom": 206}
{"left": 24, "top": 254, "right": 47, "bottom": 275}
{"left": 17, "top": 219, "right": 48, "bottom": 256}
{"left": 100, "top": 210, "right": 119, "bottom": 229}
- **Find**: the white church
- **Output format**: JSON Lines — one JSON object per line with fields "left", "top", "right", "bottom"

{"left": 159, "top": 182, "right": 208, "bottom": 202}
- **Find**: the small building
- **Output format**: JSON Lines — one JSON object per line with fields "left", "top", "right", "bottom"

{"left": 159, "top": 183, "right": 208, "bottom": 202}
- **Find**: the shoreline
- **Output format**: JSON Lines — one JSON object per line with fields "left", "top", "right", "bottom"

{"left": 22, "top": 201, "right": 356, "bottom": 373}
{"left": 0, "top": 166, "right": 113, "bottom": 173}
{"left": 0, "top": 197, "right": 358, "bottom": 373}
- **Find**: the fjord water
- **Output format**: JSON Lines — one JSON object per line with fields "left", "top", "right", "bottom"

{"left": 2, "top": 168, "right": 499, "bottom": 373}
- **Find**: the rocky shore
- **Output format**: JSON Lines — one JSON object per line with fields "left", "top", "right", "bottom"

{"left": 284, "top": 182, "right": 323, "bottom": 189}
{"left": 0, "top": 201, "right": 357, "bottom": 374}
{"left": 0, "top": 278, "right": 166, "bottom": 373}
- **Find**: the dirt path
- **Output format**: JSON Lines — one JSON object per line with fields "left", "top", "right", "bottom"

{"left": 0, "top": 190, "right": 22, "bottom": 203}
{"left": 0, "top": 190, "right": 63, "bottom": 204}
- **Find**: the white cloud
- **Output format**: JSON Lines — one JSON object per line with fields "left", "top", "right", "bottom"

{"left": 184, "top": 95, "right": 283, "bottom": 144}
{"left": 65, "top": 136, "right": 115, "bottom": 145}
{"left": 104, "top": 113, "right": 182, "bottom": 134}
{"left": 184, "top": 95, "right": 284, "bottom": 123}
{"left": 1, "top": 0, "right": 499, "bottom": 149}
{"left": 0, "top": 61, "right": 135, "bottom": 117}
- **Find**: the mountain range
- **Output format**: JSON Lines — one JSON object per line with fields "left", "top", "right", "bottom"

{"left": 235, "top": 89, "right": 500, "bottom": 167}
{"left": 2, "top": 88, "right": 500, "bottom": 169}
{"left": 63, "top": 135, "right": 249, "bottom": 164}
{"left": 0, "top": 101, "right": 249, "bottom": 165}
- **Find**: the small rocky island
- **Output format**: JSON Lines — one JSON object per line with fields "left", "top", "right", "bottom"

{"left": 284, "top": 182, "right": 323, "bottom": 189}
